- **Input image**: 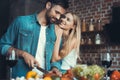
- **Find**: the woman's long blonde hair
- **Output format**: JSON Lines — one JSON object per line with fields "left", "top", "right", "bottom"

{"left": 59, "top": 12, "right": 81, "bottom": 59}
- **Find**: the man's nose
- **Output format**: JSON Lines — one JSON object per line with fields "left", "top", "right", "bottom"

{"left": 56, "top": 14, "right": 61, "bottom": 20}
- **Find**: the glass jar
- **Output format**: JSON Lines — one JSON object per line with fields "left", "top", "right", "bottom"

{"left": 95, "top": 33, "right": 101, "bottom": 44}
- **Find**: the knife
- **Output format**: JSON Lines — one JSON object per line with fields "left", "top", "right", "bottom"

{"left": 34, "top": 64, "right": 49, "bottom": 74}
{"left": 36, "top": 66, "right": 49, "bottom": 74}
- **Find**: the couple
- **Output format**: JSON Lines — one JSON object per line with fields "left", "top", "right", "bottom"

{"left": 0, "top": 0, "right": 81, "bottom": 78}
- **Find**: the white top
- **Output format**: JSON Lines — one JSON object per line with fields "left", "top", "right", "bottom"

{"left": 61, "top": 49, "right": 77, "bottom": 70}
{"left": 35, "top": 26, "right": 47, "bottom": 75}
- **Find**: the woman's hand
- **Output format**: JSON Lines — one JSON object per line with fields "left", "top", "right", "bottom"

{"left": 55, "top": 25, "right": 63, "bottom": 39}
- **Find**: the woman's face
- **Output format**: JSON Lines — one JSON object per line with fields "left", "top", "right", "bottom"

{"left": 58, "top": 13, "right": 74, "bottom": 30}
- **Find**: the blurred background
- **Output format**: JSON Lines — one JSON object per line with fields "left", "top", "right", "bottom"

{"left": 0, "top": 0, "right": 120, "bottom": 79}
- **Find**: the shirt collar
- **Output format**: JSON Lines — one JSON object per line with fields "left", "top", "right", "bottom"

{"left": 33, "top": 12, "right": 53, "bottom": 28}
{"left": 34, "top": 12, "right": 39, "bottom": 23}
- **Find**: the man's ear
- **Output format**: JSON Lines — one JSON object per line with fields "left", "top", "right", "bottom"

{"left": 46, "top": 2, "right": 52, "bottom": 9}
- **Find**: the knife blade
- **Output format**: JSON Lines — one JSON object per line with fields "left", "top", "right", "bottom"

{"left": 36, "top": 66, "right": 49, "bottom": 74}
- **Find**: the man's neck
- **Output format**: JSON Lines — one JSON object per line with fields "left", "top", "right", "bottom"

{"left": 37, "top": 10, "right": 47, "bottom": 26}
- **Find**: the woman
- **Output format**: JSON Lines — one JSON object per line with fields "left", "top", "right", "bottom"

{"left": 52, "top": 12, "right": 81, "bottom": 72}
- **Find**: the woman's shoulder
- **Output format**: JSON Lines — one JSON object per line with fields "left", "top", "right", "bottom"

{"left": 71, "top": 38, "right": 77, "bottom": 49}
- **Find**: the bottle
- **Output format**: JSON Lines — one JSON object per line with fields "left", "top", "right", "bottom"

{"left": 88, "top": 38, "right": 92, "bottom": 45}
{"left": 89, "top": 18, "right": 94, "bottom": 31}
{"left": 97, "top": 19, "right": 101, "bottom": 31}
{"left": 81, "top": 38, "right": 85, "bottom": 45}
{"left": 82, "top": 18, "right": 86, "bottom": 32}
{"left": 95, "top": 33, "right": 101, "bottom": 44}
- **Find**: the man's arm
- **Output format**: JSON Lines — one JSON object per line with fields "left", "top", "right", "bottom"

{"left": 0, "top": 17, "right": 19, "bottom": 56}
{"left": 50, "top": 61, "right": 62, "bottom": 77}
{"left": 0, "top": 17, "right": 39, "bottom": 68}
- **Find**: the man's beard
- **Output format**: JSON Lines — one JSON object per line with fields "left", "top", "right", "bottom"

{"left": 55, "top": 19, "right": 61, "bottom": 24}
{"left": 46, "top": 15, "right": 61, "bottom": 24}
{"left": 45, "top": 12, "right": 51, "bottom": 25}
{"left": 45, "top": 11, "right": 61, "bottom": 25}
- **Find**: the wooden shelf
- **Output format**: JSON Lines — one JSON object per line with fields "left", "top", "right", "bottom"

{"left": 80, "top": 30, "right": 109, "bottom": 53}
{"left": 81, "top": 44, "right": 106, "bottom": 47}
{"left": 81, "top": 30, "right": 104, "bottom": 34}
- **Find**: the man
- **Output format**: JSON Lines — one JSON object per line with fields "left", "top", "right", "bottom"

{"left": 0, "top": 0, "right": 69, "bottom": 78}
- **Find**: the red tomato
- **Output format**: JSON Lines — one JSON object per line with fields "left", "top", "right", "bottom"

{"left": 110, "top": 70, "right": 120, "bottom": 80}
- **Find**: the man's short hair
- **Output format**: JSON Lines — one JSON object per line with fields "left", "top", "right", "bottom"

{"left": 46, "top": 0, "right": 69, "bottom": 9}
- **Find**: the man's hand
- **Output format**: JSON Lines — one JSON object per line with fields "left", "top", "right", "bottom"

{"left": 49, "top": 67, "right": 62, "bottom": 77}
{"left": 8, "top": 47, "right": 40, "bottom": 68}
{"left": 22, "top": 51, "right": 40, "bottom": 68}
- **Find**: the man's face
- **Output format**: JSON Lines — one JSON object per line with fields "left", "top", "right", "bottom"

{"left": 46, "top": 5, "right": 66, "bottom": 24}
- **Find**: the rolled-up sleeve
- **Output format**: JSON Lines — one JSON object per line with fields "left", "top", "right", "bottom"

{"left": 51, "top": 60, "right": 62, "bottom": 70}
{"left": 0, "top": 17, "right": 19, "bottom": 55}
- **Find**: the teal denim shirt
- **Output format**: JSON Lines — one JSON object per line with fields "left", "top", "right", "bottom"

{"left": 0, "top": 13, "right": 61, "bottom": 78}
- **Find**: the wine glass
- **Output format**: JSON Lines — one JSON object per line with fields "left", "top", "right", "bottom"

{"left": 6, "top": 50, "right": 18, "bottom": 80}
{"left": 101, "top": 51, "right": 112, "bottom": 80}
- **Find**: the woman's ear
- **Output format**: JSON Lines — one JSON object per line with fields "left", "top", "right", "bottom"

{"left": 46, "top": 2, "right": 52, "bottom": 9}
